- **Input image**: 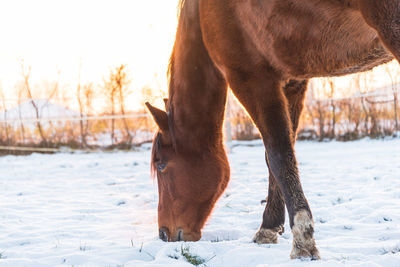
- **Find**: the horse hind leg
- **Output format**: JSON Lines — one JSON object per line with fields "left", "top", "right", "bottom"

{"left": 253, "top": 80, "right": 308, "bottom": 245}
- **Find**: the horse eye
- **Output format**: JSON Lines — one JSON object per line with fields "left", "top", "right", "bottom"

{"left": 157, "top": 163, "right": 167, "bottom": 172}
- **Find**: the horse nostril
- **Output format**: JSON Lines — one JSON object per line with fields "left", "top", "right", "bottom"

{"left": 177, "top": 229, "right": 184, "bottom": 241}
{"left": 159, "top": 227, "right": 169, "bottom": 242}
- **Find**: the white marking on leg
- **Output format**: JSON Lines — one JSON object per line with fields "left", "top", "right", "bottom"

{"left": 290, "top": 210, "right": 320, "bottom": 260}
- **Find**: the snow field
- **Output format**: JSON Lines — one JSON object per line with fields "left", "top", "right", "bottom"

{"left": 0, "top": 139, "right": 399, "bottom": 266}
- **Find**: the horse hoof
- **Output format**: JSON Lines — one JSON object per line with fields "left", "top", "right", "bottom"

{"left": 290, "top": 246, "right": 320, "bottom": 260}
{"left": 253, "top": 226, "right": 283, "bottom": 244}
{"left": 290, "top": 210, "right": 320, "bottom": 260}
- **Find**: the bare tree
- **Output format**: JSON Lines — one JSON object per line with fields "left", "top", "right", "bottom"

{"left": 42, "top": 75, "right": 61, "bottom": 144}
{"left": 76, "top": 79, "right": 86, "bottom": 147}
{"left": 316, "top": 100, "right": 327, "bottom": 141}
{"left": 16, "top": 84, "right": 27, "bottom": 143}
{"left": 384, "top": 63, "right": 399, "bottom": 132}
{"left": 77, "top": 81, "right": 94, "bottom": 147}
{"left": 114, "top": 65, "right": 133, "bottom": 144}
{"left": 103, "top": 65, "right": 132, "bottom": 145}
{"left": 353, "top": 73, "right": 370, "bottom": 136}
{"left": 322, "top": 78, "right": 337, "bottom": 139}
{"left": 21, "top": 62, "right": 48, "bottom": 145}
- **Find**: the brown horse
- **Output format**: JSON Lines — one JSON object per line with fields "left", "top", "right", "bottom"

{"left": 145, "top": 0, "right": 400, "bottom": 259}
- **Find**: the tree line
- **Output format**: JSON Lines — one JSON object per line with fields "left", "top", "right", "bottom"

{"left": 0, "top": 63, "right": 160, "bottom": 152}
{"left": 0, "top": 62, "right": 399, "bottom": 154}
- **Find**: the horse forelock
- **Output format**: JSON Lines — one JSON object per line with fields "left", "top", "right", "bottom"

{"left": 150, "top": 132, "right": 161, "bottom": 180}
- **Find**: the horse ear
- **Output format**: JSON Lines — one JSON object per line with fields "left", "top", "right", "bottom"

{"left": 145, "top": 102, "right": 169, "bottom": 133}
{"left": 163, "top": 98, "right": 169, "bottom": 110}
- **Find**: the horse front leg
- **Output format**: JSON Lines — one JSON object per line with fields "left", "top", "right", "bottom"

{"left": 227, "top": 68, "right": 318, "bottom": 259}
{"left": 253, "top": 80, "right": 308, "bottom": 244}
{"left": 359, "top": 0, "right": 400, "bottom": 61}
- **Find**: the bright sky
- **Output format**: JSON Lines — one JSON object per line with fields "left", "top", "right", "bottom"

{"left": 0, "top": 0, "right": 398, "bottom": 112}
{"left": 0, "top": 0, "right": 179, "bottom": 111}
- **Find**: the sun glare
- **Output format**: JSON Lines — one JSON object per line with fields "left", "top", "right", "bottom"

{"left": 0, "top": 0, "right": 179, "bottom": 111}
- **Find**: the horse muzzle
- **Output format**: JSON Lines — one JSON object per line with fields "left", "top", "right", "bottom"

{"left": 159, "top": 227, "right": 200, "bottom": 242}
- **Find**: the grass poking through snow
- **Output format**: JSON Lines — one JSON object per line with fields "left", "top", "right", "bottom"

{"left": 167, "top": 245, "right": 209, "bottom": 266}
{"left": 180, "top": 245, "right": 208, "bottom": 266}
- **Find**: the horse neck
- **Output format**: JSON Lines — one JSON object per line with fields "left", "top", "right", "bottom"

{"left": 168, "top": 0, "right": 227, "bottom": 152}
{"left": 169, "top": 64, "right": 227, "bottom": 152}
{"left": 169, "top": 0, "right": 227, "bottom": 153}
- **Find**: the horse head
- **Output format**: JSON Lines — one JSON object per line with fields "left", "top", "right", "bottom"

{"left": 146, "top": 101, "right": 229, "bottom": 242}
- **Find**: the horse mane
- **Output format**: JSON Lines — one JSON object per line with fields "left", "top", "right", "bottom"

{"left": 178, "top": 0, "right": 186, "bottom": 17}
{"left": 168, "top": 0, "right": 193, "bottom": 102}
{"left": 163, "top": 0, "right": 194, "bottom": 157}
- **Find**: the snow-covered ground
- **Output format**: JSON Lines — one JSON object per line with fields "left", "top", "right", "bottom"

{"left": 0, "top": 139, "right": 399, "bottom": 267}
